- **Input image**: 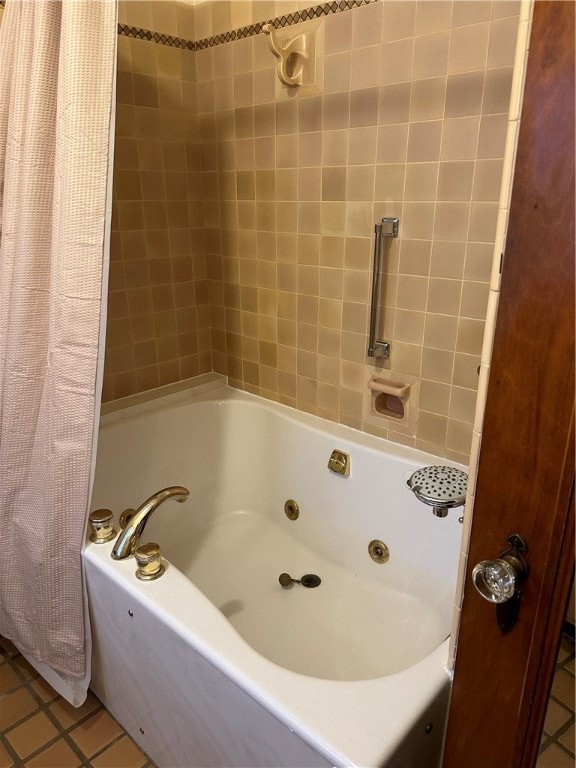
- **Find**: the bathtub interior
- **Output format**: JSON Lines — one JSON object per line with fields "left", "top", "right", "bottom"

{"left": 92, "top": 386, "right": 465, "bottom": 683}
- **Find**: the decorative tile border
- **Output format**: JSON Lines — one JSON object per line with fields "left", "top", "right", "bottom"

{"left": 118, "top": 0, "right": 376, "bottom": 51}
{"left": 118, "top": 23, "right": 195, "bottom": 50}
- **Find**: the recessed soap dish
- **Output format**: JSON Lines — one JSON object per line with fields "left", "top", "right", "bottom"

{"left": 368, "top": 377, "right": 411, "bottom": 420}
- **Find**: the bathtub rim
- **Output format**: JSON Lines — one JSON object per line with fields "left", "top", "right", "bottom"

{"left": 90, "top": 378, "right": 462, "bottom": 767}
{"left": 85, "top": 540, "right": 452, "bottom": 768}
{"left": 98, "top": 374, "right": 467, "bottom": 474}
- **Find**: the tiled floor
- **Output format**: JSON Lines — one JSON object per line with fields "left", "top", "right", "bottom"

{"left": 1, "top": 633, "right": 573, "bottom": 768}
{"left": 0, "top": 637, "right": 156, "bottom": 768}
{"left": 537, "top": 634, "right": 575, "bottom": 768}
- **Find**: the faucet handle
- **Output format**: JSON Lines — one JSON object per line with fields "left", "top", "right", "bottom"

{"left": 88, "top": 509, "right": 117, "bottom": 544}
{"left": 119, "top": 508, "right": 136, "bottom": 529}
{"left": 135, "top": 542, "right": 165, "bottom": 581}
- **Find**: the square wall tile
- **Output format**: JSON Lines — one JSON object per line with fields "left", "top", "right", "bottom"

{"left": 445, "top": 72, "right": 485, "bottom": 118}
{"left": 407, "top": 121, "right": 442, "bottom": 162}
{"left": 106, "top": 0, "right": 522, "bottom": 460}
{"left": 415, "top": 1, "right": 453, "bottom": 35}
{"left": 382, "top": 0, "right": 417, "bottom": 42}
{"left": 448, "top": 23, "right": 490, "bottom": 74}
{"left": 380, "top": 38, "right": 414, "bottom": 85}
{"left": 410, "top": 77, "right": 447, "bottom": 122}
{"left": 487, "top": 16, "right": 520, "bottom": 68}
{"left": 413, "top": 31, "right": 450, "bottom": 79}
{"left": 351, "top": 46, "right": 381, "bottom": 89}
{"left": 325, "top": 9, "right": 353, "bottom": 54}
{"left": 405, "top": 163, "right": 438, "bottom": 202}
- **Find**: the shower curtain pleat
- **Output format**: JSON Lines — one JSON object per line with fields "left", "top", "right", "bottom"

{"left": 0, "top": 0, "right": 117, "bottom": 693}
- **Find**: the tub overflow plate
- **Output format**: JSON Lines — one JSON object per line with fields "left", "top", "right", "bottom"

{"left": 328, "top": 449, "right": 350, "bottom": 477}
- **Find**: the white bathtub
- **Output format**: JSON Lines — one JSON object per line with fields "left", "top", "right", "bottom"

{"left": 84, "top": 375, "right": 464, "bottom": 768}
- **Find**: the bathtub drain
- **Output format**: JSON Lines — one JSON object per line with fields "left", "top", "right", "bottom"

{"left": 279, "top": 572, "right": 321, "bottom": 589}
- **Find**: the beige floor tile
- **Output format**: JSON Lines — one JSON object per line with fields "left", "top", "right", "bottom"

{"left": 558, "top": 724, "right": 575, "bottom": 756}
{"left": 0, "top": 665, "right": 21, "bottom": 695}
{"left": 0, "top": 740, "right": 14, "bottom": 768}
{"left": 0, "top": 640, "right": 19, "bottom": 658}
{"left": 558, "top": 637, "right": 574, "bottom": 659}
{"left": 49, "top": 690, "right": 101, "bottom": 729}
{"left": 91, "top": 735, "right": 148, "bottom": 768}
{"left": 30, "top": 677, "right": 58, "bottom": 704}
{"left": 544, "top": 698, "right": 572, "bottom": 736}
{"left": 537, "top": 742, "right": 575, "bottom": 768}
{"left": 24, "top": 739, "right": 82, "bottom": 768}
{"left": 551, "top": 669, "right": 576, "bottom": 708}
{"left": 540, "top": 732, "right": 547, "bottom": 747}
{"left": 0, "top": 687, "right": 39, "bottom": 730}
{"left": 69, "top": 710, "right": 122, "bottom": 759}
{"left": 5, "top": 711, "right": 59, "bottom": 760}
{"left": 11, "top": 656, "right": 38, "bottom": 682}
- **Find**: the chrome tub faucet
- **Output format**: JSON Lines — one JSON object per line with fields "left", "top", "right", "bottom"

{"left": 111, "top": 486, "right": 189, "bottom": 560}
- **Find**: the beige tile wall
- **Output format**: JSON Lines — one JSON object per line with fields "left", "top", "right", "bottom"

{"left": 103, "top": 1, "right": 207, "bottom": 401}
{"left": 194, "top": 0, "right": 520, "bottom": 462}
{"left": 191, "top": 1, "right": 337, "bottom": 39}
{"left": 117, "top": 1, "right": 195, "bottom": 39}
{"left": 104, "top": 0, "right": 521, "bottom": 463}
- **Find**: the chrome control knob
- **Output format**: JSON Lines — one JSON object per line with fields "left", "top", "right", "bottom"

{"left": 472, "top": 558, "right": 517, "bottom": 603}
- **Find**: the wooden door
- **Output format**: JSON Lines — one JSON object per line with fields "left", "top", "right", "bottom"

{"left": 443, "top": 3, "right": 575, "bottom": 767}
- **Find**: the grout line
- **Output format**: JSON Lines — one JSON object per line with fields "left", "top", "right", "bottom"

{"left": 2, "top": 636, "right": 571, "bottom": 766}
{"left": 88, "top": 731, "right": 138, "bottom": 763}
{"left": 0, "top": 730, "right": 22, "bottom": 768}
{"left": 540, "top": 716, "right": 575, "bottom": 759}
{"left": 538, "top": 733, "right": 552, "bottom": 755}
{"left": 553, "top": 713, "right": 575, "bottom": 739}
{"left": 557, "top": 651, "right": 575, "bottom": 674}
{"left": 0, "top": 643, "right": 156, "bottom": 768}
{"left": 75, "top": 699, "right": 157, "bottom": 768}
{"left": 0, "top": 678, "right": 26, "bottom": 698}
{"left": 545, "top": 645, "right": 575, "bottom": 760}
{"left": 548, "top": 693, "right": 576, "bottom": 718}
{"left": 0, "top": 698, "right": 40, "bottom": 736}
{"left": 2, "top": 655, "right": 95, "bottom": 766}
{"left": 548, "top": 739, "right": 576, "bottom": 761}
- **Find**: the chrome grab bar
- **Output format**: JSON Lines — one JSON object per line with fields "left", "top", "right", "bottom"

{"left": 367, "top": 217, "right": 399, "bottom": 358}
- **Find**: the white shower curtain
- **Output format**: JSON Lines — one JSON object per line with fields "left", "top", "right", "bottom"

{"left": 0, "top": 0, "right": 117, "bottom": 691}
